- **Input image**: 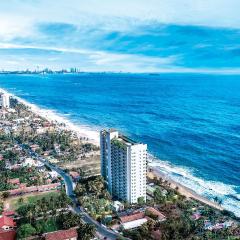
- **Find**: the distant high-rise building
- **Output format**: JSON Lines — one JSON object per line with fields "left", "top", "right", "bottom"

{"left": 0, "top": 93, "right": 10, "bottom": 109}
{"left": 100, "top": 129, "right": 147, "bottom": 203}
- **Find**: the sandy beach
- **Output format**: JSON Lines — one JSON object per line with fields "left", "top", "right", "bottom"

{"left": 1, "top": 87, "right": 225, "bottom": 212}
{"left": 0, "top": 88, "right": 100, "bottom": 146}
{"left": 148, "top": 167, "right": 224, "bottom": 211}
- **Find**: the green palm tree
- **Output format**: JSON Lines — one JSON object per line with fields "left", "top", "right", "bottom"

{"left": 78, "top": 223, "right": 96, "bottom": 240}
{"left": 26, "top": 209, "right": 33, "bottom": 224}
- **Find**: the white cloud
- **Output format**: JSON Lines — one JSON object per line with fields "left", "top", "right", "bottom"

{"left": 0, "top": 14, "right": 35, "bottom": 41}
{"left": 1, "top": 42, "right": 240, "bottom": 73}
{"left": 0, "top": 42, "right": 178, "bottom": 71}
{"left": 0, "top": 1, "right": 239, "bottom": 72}
{"left": 1, "top": 0, "right": 240, "bottom": 28}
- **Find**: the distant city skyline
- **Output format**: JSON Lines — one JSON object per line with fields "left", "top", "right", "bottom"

{"left": 0, "top": 0, "right": 240, "bottom": 73}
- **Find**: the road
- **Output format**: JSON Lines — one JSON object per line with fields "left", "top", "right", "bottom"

{"left": 20, "top": 144, "right": 118, "bottom": 240}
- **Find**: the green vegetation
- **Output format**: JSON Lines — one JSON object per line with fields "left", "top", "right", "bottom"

{"left": 2, "top": 97, "right": 239, "bottom": 240}
{"left": 24, "top": 191, "right": 60, "bottom": 204}
{"left": 15, "top": 191, "right": 96, "bottom": 239}
{"left": 57, "top": 213, "right": 96, "bottom": 240}
{"left": 75, "top": 176, "right": 112, "bottom": 222}
{"left": 17, "top": 191, "right": 71, "bottom": 222}
{"left": 17, "top": 212, "right": 95, "bottom": 239}
{"left": 0, "top": 101, "right": 99, "bottom": 239}
{"left": 2, "top": 149, "right": 20, "bottom": 164}
{"left": 122, "top": 177, "right": 240, "bottom": 240}
{"left": 111, "top": 138, "right": 125, "bottom": 149}
{"left": 0, "top": 197, "right": 3, "bottom": 214}
{"left": 8, "top": 191, "right": 60, "bottom": 210}
{"left": 17, "top": 223, "right": 37, "bottom": 239}
{"left": 35, "top": 218, "right": 58, "bottom": 234}
{"left": 77, "top": 223, "right": 96, "bottom": 240}
{"left": 0, "top": 131, "right": 49, "bottom": 192}
{"left": 17, "top": 219, "right": 60, "bottom": 238}
{"left": 15, "top": 124, "right": 98, "bottom": 163}
{"left": 137, "top": 196, "right": 146, "bottom": 206}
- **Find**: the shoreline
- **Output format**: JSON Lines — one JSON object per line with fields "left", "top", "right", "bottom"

{"left": 0, "top": 87, "right": 227, "bottom": 213}
{"left": 0, "top": 88, "right": 100, "bottom": 146}
{"left": 148, "top": 167, "right": 224, "bottom": 211}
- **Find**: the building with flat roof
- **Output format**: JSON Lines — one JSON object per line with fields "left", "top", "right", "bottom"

{"left": 100, "top": 129, "right": 147, "bottom": 203}
{"left": 0, "top": 93, "right": 10, "bottom": 109}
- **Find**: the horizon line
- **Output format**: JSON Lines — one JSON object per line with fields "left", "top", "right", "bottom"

{"left": 1, "top": 69, "right": 240, "bottom": 75}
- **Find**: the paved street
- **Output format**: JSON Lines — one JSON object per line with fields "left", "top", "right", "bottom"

{"left": 20, "top": 144, "right": 118, "bottom": 240}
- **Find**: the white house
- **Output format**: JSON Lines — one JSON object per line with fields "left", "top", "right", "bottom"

{"left": 49, "top": 170, "right": 59, "bottom": 179}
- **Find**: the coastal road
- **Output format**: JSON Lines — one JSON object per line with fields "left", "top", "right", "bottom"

{"left": 20, "top": 144, "right": 118, "bottom": 240}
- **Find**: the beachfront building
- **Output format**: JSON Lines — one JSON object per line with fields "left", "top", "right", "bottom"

{"left": 100, "top": 129, "right": 147, "bottom": 204}
{"left": 0, "top": 93, "right": 10, "bottom": 109}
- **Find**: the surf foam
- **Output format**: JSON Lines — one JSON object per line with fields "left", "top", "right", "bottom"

{"left": 149, "top": 154, "right": 240, "bottom": 217}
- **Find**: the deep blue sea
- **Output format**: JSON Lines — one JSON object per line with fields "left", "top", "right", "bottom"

{"left": 0, "top": 73, "right": 239, "bottom": 216}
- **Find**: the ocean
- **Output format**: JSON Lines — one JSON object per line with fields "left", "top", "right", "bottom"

{"left": 0, "top": 73, "right": 239, "bottom": 216}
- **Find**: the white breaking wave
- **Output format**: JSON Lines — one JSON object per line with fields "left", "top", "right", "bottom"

{"left": 1, "top": 87, "right": 240, "bottom": 217}
{"left": 149, "top": 155, "right": 240, "bottom": 217}
{"left": 0, "top": 88, "right": 100, "bottom": 146}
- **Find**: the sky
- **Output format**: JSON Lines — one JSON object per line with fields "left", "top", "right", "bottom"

{"left": 1, "top": 0, "right": 240, "bottom": 72}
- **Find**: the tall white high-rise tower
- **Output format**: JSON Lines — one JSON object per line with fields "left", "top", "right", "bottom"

{"left": 100, "top": 129, "right": 147, "bottom": 203}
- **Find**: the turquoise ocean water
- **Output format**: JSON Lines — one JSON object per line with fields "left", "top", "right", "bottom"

{"left": 0, "top": 73, "right": 239, "bottom": 215}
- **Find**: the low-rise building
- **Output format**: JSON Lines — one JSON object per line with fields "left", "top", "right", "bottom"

{"left": 0, "top": 216, "right": 16, "bottom": 231}
{"left": 8, "top": 183, "right": 61, "bottom": 196}
{"left": 23, "top": 158, "right": 36, "bottom": 167}
{"left": 2, "top": 211, "right": 16, "bottom": 218}
{"left": 49, "top": 170, "right": 59, "bottom": 179}
{"left": 69, "top": 171, "right": 80, "bottom": 182}
{"left": 111, "top": 201, "right": 124, "bottom": 212}
{"left": 146, "top": 207, "right": 166, "bottom": 222}
{"left": 119, "top": 207, "right": 166, "bottom": 230}
{"left": 122, "top": 218, "right": 148, "bottom": 230}
{"left": 0, "top": 229, "right": 16, "bottom": 240}
{"left": 44, "top": 228, "right": 78, "bottom": 240}
{"left": 120, "top": 212, "right": 147, "bottom": 230}
{"left": 30, "top": 144, "right": 40, "bottom": 151}
{"left": 38, "top": 183, "right": 61, "bottom": 192}
{"left": 147, "top": 184, "right": 167, "bottom": 199}
{"left": 7, "top": 179, "right": 20, "bottom": 186}
{"left": 0, "top": 93, "right": 10, "bottom": 109}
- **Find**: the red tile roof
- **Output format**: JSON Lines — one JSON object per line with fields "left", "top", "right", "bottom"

{"left": 19, "top": 183, "right": 27, "bottom": 189}
{"left": 2, "top": 211, "right": 15, "bottom": 217}
{"left": 9, "top": 183, "right": 60, "bottom": 196}
{"left": 45, "top": 228, "right": 78, "bottom": 240}
{"left": 38, "top": 183, "right": 60, "bottom": 191}
{"left": 0, "top": 229, "right": 16, "bottom": 240}
{"left": 8, "top": 178, "right": 20, "bottom": 185}
{"left": 0, "top": 216, "right": 16, "bottom": 228}
{"left": 146, "top": 207, "right": 166, "bottom": 221}
{"left": 46, "top": 179, "right": 52, "bottom": 184}
{"left": 69, "top": 171, "right": 80, "bottom": 178}
{"left": 8, "top": 188, "right": 24, "bottom": 196}
{"left": 120, "top": 212, "right": 145, "bottom": 223}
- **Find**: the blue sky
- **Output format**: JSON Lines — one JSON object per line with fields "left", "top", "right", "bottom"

{"left": 1, "top": 0, "right": 240, "bottom": 72}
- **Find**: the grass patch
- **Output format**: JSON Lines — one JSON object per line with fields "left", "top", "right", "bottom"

{"left": 5, "top": 191, "right": 60, "bottom": 210}
{"left": 27, "top": 191, "right": 60, "bottom": 204}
